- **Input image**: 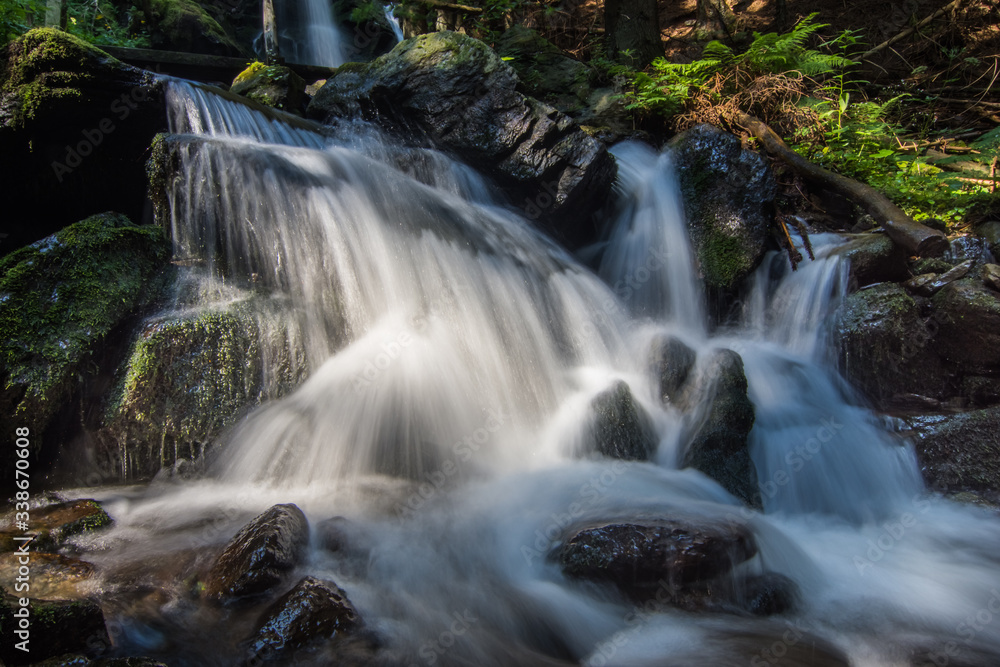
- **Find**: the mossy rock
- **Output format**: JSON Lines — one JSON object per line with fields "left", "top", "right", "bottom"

{"left": 835, "top": 283, "right": 950, "bottom": 407}
{"left": 0, "top": 591, "right": 110, "bottom": 664}
{"left": 101, "top": 301, "right": 306, "bottom": 479}
{"left": 586, "top": 380, "right": 657, "bottom": 461}
{"left": 0, "top": 30, "right": 166, "bottom": 252}
{"left": 668, "top": 125, "right": 775, "bottom": 292}
{"left": 910, "top": 408, "right": 1000, "bottom": 503}
{"left": 231, "top": 63, "right": 307, "bottom": 114}
{"left": 0, "top": 499, "right": 112, "bottom": 553}
{"left": 832, "top": 233, "right": 908, "bottom": 289}
{"left": 0, "top": 213, "right": 170, "bottom": 475}
{"left": 495, "top": 26, "right": 592, "bottom": 107}
{"left": 138, "top": 0, "right": 243, "bottom": 56}
{"left": 930, "top": 278, "right": 1000, "bottom": 374}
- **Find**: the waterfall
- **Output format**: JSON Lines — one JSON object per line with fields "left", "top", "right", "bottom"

{"left": 272, "top": 0, "right": 345, "bottom": 66}
{"left": 89, "top": 81, "right": 1000, "bottom": 667}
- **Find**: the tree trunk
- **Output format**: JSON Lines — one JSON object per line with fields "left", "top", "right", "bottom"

{"left": 692, "top": 0, "right": 735, "bottom": 41}
{"left": 605, "top": 0, "right": 662, "bottom": 68}
{"left": 736, "top": 112, "right": 949, "bottom": 257}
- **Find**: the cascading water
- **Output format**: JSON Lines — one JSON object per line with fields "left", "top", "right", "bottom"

{"left": 81, "top": 81, "right": 1000, "bottom": 666}
{"left": 271, "top": 0, "right": 345, "bottom": 66}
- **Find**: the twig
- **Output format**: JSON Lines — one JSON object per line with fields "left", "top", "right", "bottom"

{"left": 860, "top": 0, "right": 964, "bottom": 60}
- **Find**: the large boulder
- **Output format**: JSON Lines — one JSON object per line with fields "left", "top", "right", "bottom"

{"left": 908, "top": 408, "right": 1000, "bottom": 503}
{"left": 668, "top": 125, "right": 775, "bottom": 291}
{"left": 244, "top": 576, "right": 359, "bottom": 663}
{"left": 136, "top": 0, "right": 244, "bottom": 56}
{"left": 930, "top": 278, "right": 1000, "bottom": 374}
{"left": 559, "top": 519, "right": 756, "bottom": 600}
{"left": 307, "top": 31, "right": 616, "bottom": 247}
{"left": 681, "top": 349, "right": 758, "bottom": 506}
{"left": 0, "top": 213, "right": 170, "bottom": 486}
{"left": 100, "top": 306, "right": 286, "bottom": 480}
{"left": 204, "top": 504, "right": 310, "bottom": 600}
{"left": 585, "top": 380, "right": 657, "bottom": 461}
{"left": 835, "top": 283, "right": 950, "bottom": 407}
{"left": 0, "top": 30, "right": 167, "bottom": 252}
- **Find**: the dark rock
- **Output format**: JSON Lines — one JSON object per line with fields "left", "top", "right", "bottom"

{"left": 974, "top": 220, "right": 1000, "bottom": 259}
{"left": 912, "top": 257, "right": 954, "bottom": 275}
{"left": 835, "top": 283, "right": 949, "bottom": 407}
{"left": 0, "top": 30, "right": 167, "bottom": 251}
{"left": 931, "top": 278, "right": 1000, "bottom": 373}
{"left": 316, "top": 516, "right": 370, "bottom": 556}
{"left": 243, "top": 576, "right": 359, "bottom": 663}
{"left": 559, "top": 519, "right": 756, "bottom": 600}
{"left": 736, "top": 572, "right": 798, "bottom": 616}
{"left": 909, "top": 408, "right": 1000, "bottom": 502}
{"left": 335, "top": 0, "right": 402, "bottom": 62}
{"left": 682, "top": 349, "right": 758, "bottom": 506}
{"left": 231, "top": 63, "right": 307, "bottom": 115}
{"left": 0, "top": 591, "right": 109, "bottom": 664}
{"left": 136, "top": 0, "right": 243, "bottom": 55}
{"left": 944, "top": 235, "right": 993, "bottom": 270}
{"left": 833, "top": 233, "right": 908, "bottom": 288}
{"left": 962, "top": 376, "right": 1000, "bottom": 407}
{"left": 0, "top": 214, "right": 169, "bottom": 486}
{"left": 586, "top": 380, "right": 657, "bottom": 461}
{"left": 668, "top": 125, "right": 775, "bottom": 291}
{"left": 204, "top": 504, "right": 310, "bottom": 600}
{"left": 648, "top": 334, "right": 697, "bottom": 407}
{"left": 982, "top": 263, "right": 1000, "bottom": 292}
{"left": 307, "top": 31, "right": 616, "bottom": 247}
{"left": 0, "top": 499, "right": 112, "bottom": 553}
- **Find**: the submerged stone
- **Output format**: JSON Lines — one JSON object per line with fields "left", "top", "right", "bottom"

{"left": 0, "top": 499, "right": 112, "bottom": 553}
{"left": 204, "top": 504, "right": 310, "bottom": 600}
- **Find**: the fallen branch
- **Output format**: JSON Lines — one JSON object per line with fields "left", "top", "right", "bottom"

{"left": 419, "top": 0, "right": 483, "bottom": 12}
{"left": 860, "top": 0, "right": 964, "bottom": 60}
{"left": 735, "top": 112, "right": 949, "bottom": 257}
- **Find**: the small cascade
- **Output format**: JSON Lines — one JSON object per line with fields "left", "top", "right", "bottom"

{"left": 272, "top": 0, "right": 345, "bottom": 66}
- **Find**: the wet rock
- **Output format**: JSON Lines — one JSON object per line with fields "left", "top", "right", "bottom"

{"left": 0, "top": 212, "right": 170, "bottom": 483}
{"left": 682, "top": 349, "right": 758, "bottom": 506}
{"left": 559, "top": 519, "right": 756, "bottom": 600}
{"left": 648, "top": 334, "right": 697, "bottom": 407}
{"left": 315, "top": 516, "right": 371, "bottom": 557}
{"left": 736, "top": 572, "right": 798, "bottom": 616}
{"left": 231, "top": 63, "right": 307, "bottom": 115}
{"left": 586, "top": 380, "right": 657, "bottom": 461}
{"left": 962, "top": 376, "right": 1000, "bottom": 407}
{"left": 0, "top": 499, "right": 112, "bottom": 553}
{"left": 0, "top": 591, "right": 110, "bottom": 664}
{"left": 944, "top": 235, "right": 993, "bottom": 270}
{"left": 100, "top": 306, "right": 281, "bottom": 480}
{"left": 904, "top": 259, "right": 974, "bottom": 297}
{"left": 835, "top": 283, "right": 949, "bottom": 407}
{"left": 909, "top": 408, "right": 1000, "bottom": 502}
{"left": 833, "top": 233, "right": 908, "bottom": 289}
{"left": 335, "top": 0, "right": 404, "bottom": 62}
{"left": 0, "top": 30, "right": 167, "bottom": 250}
{"left": 911, "top": 257, "right": 954, "bottom": 275}
{"left": 243, "top": 576, "right": 359, "bottom": 664}
{"left": 982, "top": 263, "right": 1000, "bottom": 292}
{"left": 668, "top": 125, "right": 775, "bottom": 291}
{"left": 931, "top": 278, "right": 1000, "bottom": 373}
{"left": 0, "top": 552, "right": 97, "bottom": 600}
{"left": 307, "top": 31, "right": 616, "bottom": 247}
{"left": 204, "top": 504, "right": 310, "bottom": 600}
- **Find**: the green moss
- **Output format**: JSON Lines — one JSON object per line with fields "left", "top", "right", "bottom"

{"left": 144, "top": 0, "right": 239, "bottom": 53}
{"left": 1, "top": 28, "right": 128, "bottom": 128}
{"left": 0, "top": 212, "right": 170, "bottom": 441}
{"left": 701, "top": 232, "right": 749, "bottom": 290}
{"left": 233, "top": 60, "right": 267, "bottom": 85}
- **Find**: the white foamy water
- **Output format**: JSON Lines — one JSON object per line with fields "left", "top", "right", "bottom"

{"left": 79, "top": 81, "right": 1000, "bottom": 667}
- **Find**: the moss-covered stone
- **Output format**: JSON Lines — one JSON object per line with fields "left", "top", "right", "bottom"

{"left": 0, "top": 213, "right": 170, "bottom": 465}
{"left": 835, "top": 283, "right": 950, "bottom": 407}
{"left": 138, "top": 0, "right": 243, "bottom": 56}
{"left": 668, "top": 125, "right": 775, "bottom": 292}
{"left": 0, "top": 29, "right": 166, "bottom": 252}
{"left": 833, "top": 233, "right": 909, "bottom": 289}
{"left": 0, "top": 499, "right": 112, "bottom": 553}
{"left": 910, "top": 408, "right": 1000, "bottom": 503}
{"left": 0, "top": 591, "right": 110, "bottom": 663}
{"left": 930, "top": 278, "right": 1000, "bottom": 373}
{"left": 231, "top": 63, "right": 307, "bottom": 114}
